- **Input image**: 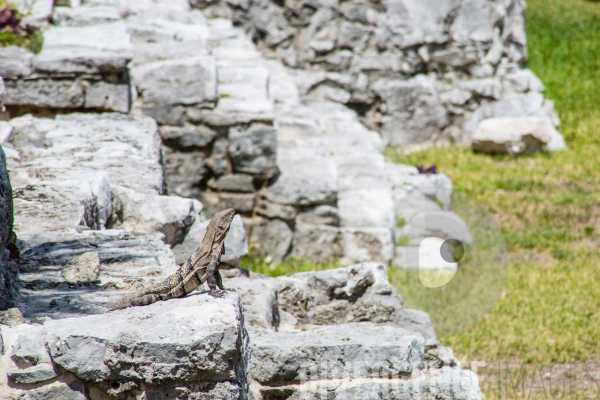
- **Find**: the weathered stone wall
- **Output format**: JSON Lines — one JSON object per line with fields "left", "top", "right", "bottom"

{"left": 193, "top": 0, "right": 565, "bottom": 150}
{"left": 0, "top": 0, "right": 565, "bottom": 265}
{"left": 0, "top": 3, "right": 131, "bottom": 115}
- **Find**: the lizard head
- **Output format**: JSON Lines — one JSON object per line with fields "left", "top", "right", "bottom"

{"left": 210, "top": 208, "right": 236, "bottom": 250}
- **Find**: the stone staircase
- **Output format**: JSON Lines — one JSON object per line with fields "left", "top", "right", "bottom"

{"left": 1, "top": 0, "right": 463, "bottom": 267}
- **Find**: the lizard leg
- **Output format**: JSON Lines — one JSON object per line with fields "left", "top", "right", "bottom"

{"left": 208, "top": 243, "right": 226, "bottom": 298}
{"left": 216, "top": 269, "right": 237, "bottom": 292}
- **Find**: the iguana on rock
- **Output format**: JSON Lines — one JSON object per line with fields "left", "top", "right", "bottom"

{"left": 110, "top": 208, "right": 236, "bottom": 310}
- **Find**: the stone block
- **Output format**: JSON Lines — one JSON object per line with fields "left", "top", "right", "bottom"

{"left": 132, "top": 57, "right": 217, "bottom": 106}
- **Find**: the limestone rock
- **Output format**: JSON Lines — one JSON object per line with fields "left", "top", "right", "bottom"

{"left": 373, "top": 75, "right": 448, "bottom": 146}
{"left": 61, "top": 252, "right": 101, "bottom": 284}
{"left": 263, "top": 149, "right": 337, "bottom": 206}
{"left": 13, "top": 382, "right": 87, "bottom": 400}
{"left": 208, "top": 174, "right": 255, "bottom": 193}
{"left": 34, "top": 22, "right": 133, "bottom": 75}
{"left": 473, "top": 117, "right": 562, "bottom": 155}
{"left": 52, "top": 5, "right": 121, "bottom": 27}
{"left": 132, "top": 57, "right": 218, "bottom": 107}
{"left": 0, "top": 48, "right": 33, "bottom": 79}
{"left": 111, "top": 186, "right": 203, "bottom": 245}
{"left": 251, "top": 323, "right": 425, "bottom": 384}
{"left": 0, "top": 293, "right": 250, "bottom": 398}
{"left": 0, "top": 308, "right": 24, "bottom": 326}
{"left": 250, "top": 219, "right": 293, "bottom": 262}
{"left": 228, "top": 124, "right": 277, "bottom": 177}
{"left": 256, "top": 200, "right": 297, "bottom": 221}
{"left": 276, "top": 263, "right": 436, "bottom": 339}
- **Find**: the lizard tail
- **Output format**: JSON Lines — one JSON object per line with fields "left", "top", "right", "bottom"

{"left": 108, "top": 288, "right": 162, "bottom": 311}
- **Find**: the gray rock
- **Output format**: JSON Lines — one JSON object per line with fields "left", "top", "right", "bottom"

{"left": 251, "top": 323, "right": 424, "bottom": 384}
{"left": 373, "top": 75, "right": 448, "bottom": 146}
{"left": 0, "top": 308, "right": 23, "bottom": 327}
{"left": 14, "top": 382, "right": 87, "bottom": 400}
{"left": 465, "top": 92, "right": 565, "bottom": 151}
{"left": 473, "top": 117, "right": 560, "bottom": 155}
{"left": 111, "top": 186, "right": 202, "bottom": 245}
{"left": 142, "top": 105, "right": 186, "bottom": 126}
{"left": 84, "top": 82, "right": 130, "bottom": 113}
{"left": 51, "top": 0, "right": 80, "bottom": 7}
{"left": 263, "top": 150, "right": 337, "bottom": 206}
{"left": 4, "top": 79, "right": 85, "bottom": 109}
{"left": 160, "top": 124, "right": 217, "bottom": 148}
{"left": 257, "top": 368, "right": 481, "bottom": 400}
{"left": 8, "top": 113, "right": 164, "bottom": 196}
{"left": 296, "top": 205, "right": 339, "bottom": 226}
{"left": 219, "top": 192, "right": 255, "bottom": 213}
{"left": 162, "top": 147, "right": 206, "bottom": 199}
{"left": 6, "top": 363, "right": 58, "bottom": 384}
{"left": 0, "top": 47, "right": 33, "bottom": 79}
{"left": 505, "top": 69, "right": 545, "bottom": 93}
{"left": 339, "top": 227, "right": 395, "bottom": 265}
{"left": 256, "top": 200, "right": 297, "bottom": 221}
{"left": 250, "top": 219, "right": 293, "bottom": 262}
{"left": 45, "top": 293, "right": 247, "bottom": 385}
{"left": 132, "top": 57, "right": 218, "bottom": 106}
{"left": 172, "top": 215, "right": 248, "bottom": 265}
{"left": 226, "top": 274, "right": 279, "bottom": 331}
{"left": 276, "top": 263, "right": 435, "bottom": 338}
{"left": 52, "top": 5, "right": 121, "bottom": 27}
{"left": 228, "top": 124, "right": 277, "bottom": 177}
{"left": 15, "top": 230, "right": 178, "bottom": 320}
{"left": 34, "top": 22, "right": 133, "bottom": 74}
{"left": 459, "top": 78, "right": 503, "bottom": 99}
{"left": 450, "top": 0, "right": 494, "bottom": 43}
{"left": 61, "top": 252, "right": 101, "bottom": 284}
{"left": 9, "top": 326, "right": 50, "bottom": 368}
{"left": 208, "top": 174, "right": 255, "bottom": 193}
{"left": 291, "top": 224, "right": 343, "bottom": 263}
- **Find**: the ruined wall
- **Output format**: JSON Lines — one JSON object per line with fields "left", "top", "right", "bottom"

{"left": 194, "top": 0, "right": 564, "bottom": 149}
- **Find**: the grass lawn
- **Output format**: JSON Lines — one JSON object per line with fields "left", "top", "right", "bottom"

{"left": 243, "top": 0, "right": 600, "bottom": 396}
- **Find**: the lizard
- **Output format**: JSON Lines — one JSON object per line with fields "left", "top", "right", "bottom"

{"left": 109, "top": 208, "right": 236, "bottom": 310}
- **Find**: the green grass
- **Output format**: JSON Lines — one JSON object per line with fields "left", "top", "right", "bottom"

{"left": 241, "top": 252, "right": 342, "bottom": 276}
{"left": 243, "top": 0, "right": 600, "bottom": 374}
{"left": 386, "top": 0, "right": 600, "bottom": 365}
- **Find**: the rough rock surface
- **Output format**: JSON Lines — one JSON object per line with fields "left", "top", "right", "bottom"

{"left": 223, "top": 264, "right": 481, "bottom": 400}
{"left": 0, "top": 60, "right": 481, "bottom": 400}
{"left": 1, "top": 0, "right": 523, "bottom": 266}
{"left": 0, "top": 109, "right": 252, "bottom": 399}
{"left": 0, "top": 293, "right": 250, "bottom": 399}
{"left": 194, "top": 0, "right": 565, "bottom": 151}
{"left": 61, "top": 252, "right": 101, "bottom": 284}
{"left": 1, "top": 2, "right": 132, "bottom": 113}
{"left": 473, "top": 116, "right": 564, "bottom": 154}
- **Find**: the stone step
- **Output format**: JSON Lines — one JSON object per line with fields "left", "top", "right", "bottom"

{"left": 250, "top": 323, "right": 425, "bottom": 385}
{"left": 0, "top": 293, "right": 249, "bottom": 398}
